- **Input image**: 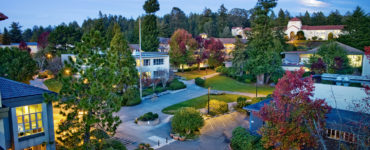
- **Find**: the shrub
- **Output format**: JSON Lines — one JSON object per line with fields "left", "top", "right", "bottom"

{"left": 236, "top": 97, "right": 247, "bottom": 109}
{"left": 169, "top": 79, "right": 186, "bottom": 90}
{"left": 194, "top": 77, "right": 205, "bottom": 87}
{"left": 231, "top": 127, "right": 263, "bottom": 150}
{"left": 209, "top": 100, "right": 228, "bottom": 115}
{"left": 171, "top": 107, "right": 204, "bottom": 136}
{"left": 101, "top": 139, "right": 127, "bottom": 150}
{"left": 138, "top": 112, "right": 159, "bottom": 121}
{"left": 126, "top": 90, "right": 142, "bottom": 106}
{"left": 215, "top": 66, "right": 225, "bottom": 72}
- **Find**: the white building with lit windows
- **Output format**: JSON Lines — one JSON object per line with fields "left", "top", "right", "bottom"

{"left": 0, "top": 77, "right": 56, "bottom": 150}
{"left": 132, "top": 51, "right": 170, "bottom": 79}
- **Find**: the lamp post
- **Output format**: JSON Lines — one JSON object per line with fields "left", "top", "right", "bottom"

{"left": 255, "top": 83, "right": 258, "bottom": 97}
{"left": 208, "top": 86, "right": 210, "bottom": 114}
{"left": 139, "top": 18, "right": 143, "bottom": 99}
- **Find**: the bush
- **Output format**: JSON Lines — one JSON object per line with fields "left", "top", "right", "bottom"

{"left": 138, "top": 112, "right": 159, "bottom": 121}
{"left": 126, "top": 90, "right": 142, "bottom": 106}
{"left": 195, "top": 77, "right": 205, "bottom": 87}
{"left": 169, "top": 79, "right": 186, "bottom": 90}
{"left": 171, "top": 107, "right": 204, "bottom": 136}
{"left": 236, "top": 97, "right": 247, "bottom": 109}
{"left": 231, "top": 127, "right": 263, "bottom": 150}
{"left": 209, "top": 100, "right": 228, "bottom": 115}
{"left": 101, "top": 139, "right": 127, "bottom": 150}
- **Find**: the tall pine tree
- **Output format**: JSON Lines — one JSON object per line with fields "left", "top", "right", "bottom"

{"left": 142, "top": 0, "right": 160, "bottom": 51}
{"left": 2, "top": 28, "right": 11, "bottom": 45}
{"left": 9, "top": 22, "right": 23, "bottom": 43}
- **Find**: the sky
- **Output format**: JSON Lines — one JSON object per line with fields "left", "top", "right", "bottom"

{"left": 0, "top": 0, "right": 369, "bottom": 30}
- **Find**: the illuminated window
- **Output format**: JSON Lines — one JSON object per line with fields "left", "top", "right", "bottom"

{"left": 153, "top": 59, "right": 164, "bottom": 65}
{"left": 16, "top": 104, "right": 44, "bottom": 137}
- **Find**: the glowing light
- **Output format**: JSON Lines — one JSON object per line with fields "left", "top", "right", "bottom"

{"left": 64, "top": 69, "right": 71, "bottom": 75}
{"left": 83, "top": 78, "right": 89, "bottom": 84}
{"left": 46, "top": 53, "right": 52, "bottom": 59}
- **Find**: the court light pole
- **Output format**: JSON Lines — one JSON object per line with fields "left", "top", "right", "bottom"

{"left": 139, "top": 18, "right": 143, "bottom": 99}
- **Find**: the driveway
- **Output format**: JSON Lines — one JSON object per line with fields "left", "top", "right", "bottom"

{"left": 115, "top": 80, "right": 208, "bottom": 149}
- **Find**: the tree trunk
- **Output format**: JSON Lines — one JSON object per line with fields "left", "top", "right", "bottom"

{"left": 83, "top": 110, "right": 92, "bottom": 148}
{"left": 181, "top": 65, "right": 184, "bottom": 72}
{"left": 265, "top": 74, "right": 271, "bottom": 85}
{"left": 256, "top": 74, "right": 264, "bottom": 85}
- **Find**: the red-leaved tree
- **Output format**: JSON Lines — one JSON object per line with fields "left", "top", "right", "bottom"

{"left": 169, "top": 29, "right": 197, "bottom": 72}
{"left": 37, "top": 32, "right": 50, "bottom": 50}
{"left": 194, "top": 36, "right": 210, "bottom": 70}
{"left": 257, "top": 68, "right": 331, "bottom": 149}
{"left": 19, "top": 41, "right": 31, "bottom": 53}
{"left": 204, "top": 38, "right": 225, "bottom": 67}
{"left": 311, "top": 58, "right": 326, "bottom": 74}
{"left": 365, "top": 46, "right": 370, "bottom": 61}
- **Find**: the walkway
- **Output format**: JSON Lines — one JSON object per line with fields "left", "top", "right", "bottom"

{"left": 29, "top": 77, "right": 48, "bottom": 90}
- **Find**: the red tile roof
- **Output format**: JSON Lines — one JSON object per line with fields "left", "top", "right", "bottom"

{"left": 0, "top": 12, "right": 8, "bottom": 21}
{"left": 244, "top": 27, "right": 252, "bottom": 31}
{"left": 290, "top": 17, "right": 301, "bottom": 21}
{"left": 301, "top": 25, "right": 344, "bottom": 30}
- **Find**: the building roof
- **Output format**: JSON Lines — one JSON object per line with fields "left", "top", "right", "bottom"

{"left": 0, "top": 12, "right": 8, "bottom": 21}
{"left": 128, "top": 44, "right": 140, "bottom": 50}
{"left": 158, "top": 37, "right": 170, "bottom": 44}
{"left": 0, "top": 77, "right": 54, "bottom": 100}
{"left": 301, "top": 25, "right": 344, "bottom": 30}
{"left": 132, "top": 52, "right": 169, "bottom": 58}
{"left": 244, "top": 27, "right": 252, "bottom": 31}
{"left": 215, "top": 38, "right": 248, "bottom": 44}
{"left": 10, "top": 42, "right": 38, "bottom": 46}
{"left": 290, "top": 17, "right": 301, "bottom": 21}
{"left": 244, "top": 98, "right": 272, "bottom": 112}
{"left": 282, "top": 42, "right": 364, "bottom": 55}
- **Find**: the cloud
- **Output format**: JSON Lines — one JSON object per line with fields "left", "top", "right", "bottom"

{"left": 300, "top": 0, "right": 328, "bottom": 7}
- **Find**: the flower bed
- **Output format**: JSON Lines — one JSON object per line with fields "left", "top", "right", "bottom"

{"left": 135, "top": 112, "right": 160, "bottom": 126}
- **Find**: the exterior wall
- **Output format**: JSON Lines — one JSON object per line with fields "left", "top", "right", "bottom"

{"left": 223, "top": 43, "right": 235, "bottom": 60}
{"left": 282, "top": 66, "right": 309, "bottom": 71}
{"left": 283, "top": 53, "right": 300, "bottom": 64}
{"left": 303, "top": 29, "right": 342, "bottom": 40}
{"left": 10, "top": 103, "right": 55, "bottom": 150}
{"left": 136, "top": 56, "right": 170, "bottom": 79}
{"left": 362, "top": 55, "right": 370, "bottom": 77}
{"left": 231, "top": 27, "right": 246, "bottom": 39}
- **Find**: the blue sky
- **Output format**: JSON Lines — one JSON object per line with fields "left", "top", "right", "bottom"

{"left": 0, "top": 0, "right": 369, "bottom": 30}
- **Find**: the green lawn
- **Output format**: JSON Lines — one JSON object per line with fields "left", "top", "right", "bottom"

{"left": 44, "top": 79, "right": 63, "bottom": 93}
{"left": 205, "top": 75, "right": 275, "bottom": 95}
{"left": 175, "top": 69, "right": 216, "bottom": 80}
{"left": 162, "top": 94, "right": 250, "bottom": 114}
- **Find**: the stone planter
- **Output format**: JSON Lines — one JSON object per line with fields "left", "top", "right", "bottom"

{"left": 179, "top": 136, "right": 186, "bottom": 141}
{"left": 137, "top": 118, "right": 160, "bottom": 126}
{"left": 173, "top": 134, "right": 180, "bottom": 140}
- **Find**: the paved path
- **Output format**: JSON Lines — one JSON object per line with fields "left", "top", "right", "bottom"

{"left": 115, "top": 81, "right": 208, "bottom": 149}
{"left": 29, "top": 78, "right": 48, "bottom": 90}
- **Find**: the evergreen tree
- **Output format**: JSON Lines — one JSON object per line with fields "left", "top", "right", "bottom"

{"left": 2, "top": 28, "right": 11, "bottom": 45}
{"left": 245, "top": 0, "right": 283, "bottom": 85}
{"left": 276, "top": 9, "right": 287, "bottom": 27}
{"left": 302, "top": 11, "right": 311, "bottom": 25}
{"left": 169, "top": 7, "right": 188, "bottom": 34}
{"left": 30, "top": 26, "right": 44, "bottom": 42}
{"left": 9, "top": 22, "right": 23, "bottom": 43}
{"left": 327, "top": 10, "right": 343, "bottom": 25}
{"left": 109, "top": 24, "right": 141, "bottom": 106}
{"left": 231, "top": 37, "right": 247, "bottom": 76}
{"left": 219, "top": 26, "right": 232, "bottom": 38}
{"left": 218, "top": 4, "right": 228, "bottom": 36}
{"left": 142, "top": 0, "right": 160, "bottom": 51}
{"left": 311, "top": 11, "right": 326, "bottom": 25}
{"left": 48, "top": 31, "right": 124, "bottom": 149}
{"left": 22, "top": 28, "right": 33, "bottom": 42}
{"left": 338, "top": 6, "right": 370, "bottom": 51}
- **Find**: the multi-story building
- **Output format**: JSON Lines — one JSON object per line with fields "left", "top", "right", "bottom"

{"left": 0, "top": 77, "right": 56, "bottom": 150}
{"left": 132, "top": 51, "right": 170, "bottom": 79}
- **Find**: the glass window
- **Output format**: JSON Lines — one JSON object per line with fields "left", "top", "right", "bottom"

{"left": 153, "top": 59, "right": 164, "bottom": 65}
{"left": 144, "top": 59, "right": 150, "bottom": 66}
{"left": 16, "top": 104, "right": 43, "bottom": 138}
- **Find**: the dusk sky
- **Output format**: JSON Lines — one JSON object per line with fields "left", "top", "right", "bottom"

{"left": 1, "top": 0, "right": 369, "bottom": 30}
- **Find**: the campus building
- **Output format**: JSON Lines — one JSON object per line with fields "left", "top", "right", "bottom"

{"left": 0, "top": 42, "right": 39, "bottom": 54}
{"left": 0, "top": 77, "right": 56, "bottom": 150}
{"left": 244, "top": 83, "right": 369, "bottom": 146}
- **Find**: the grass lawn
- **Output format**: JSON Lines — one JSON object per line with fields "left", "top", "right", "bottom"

{"left": 175, "top": 69, "right": 216, "bottom": 80}
{"left": 44, "top": 78, "right": 63, "bottom": 93}
{"left": 162, "top": 94, "right": 251, "bottom": 114}
{"left": 205, "top": 75, "right": 275, "bottom": 95}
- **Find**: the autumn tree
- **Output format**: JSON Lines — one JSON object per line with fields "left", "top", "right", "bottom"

{"left": 194, "top": 36, "right": 209, "bottom": 70}
{"left": 205, "top": 38, "right": 225, "bottom": 67}
{"left": 48, "top": 31, "right": 124, "bottom": 149}
{"left": 18, "top": 41, "right": 30, "bottom": 52}
{"left": 142, "top": 0, "right": 160, "bottom": 51}
{"left": 169, "top": 29, "right": 197, "bottom": 72}
{"left": 0, "top": 47, "right": 38, "bottom": 83}
{"left": 257, "top": 68, "right": 331, "bottom": 149}
{"left": 37, "top": 32, "right": 50, "bottom": 50}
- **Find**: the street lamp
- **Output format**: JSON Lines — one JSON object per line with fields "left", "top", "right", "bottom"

{"left": 46, "top": 53, "right": 52, "bottom": 59}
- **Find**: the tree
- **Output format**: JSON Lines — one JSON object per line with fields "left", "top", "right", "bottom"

{"left": 205, "top": 38, "right": 225, "bottom": 67}
{"left": 276, "top": 9, "right": 287, "bottom": 27}
{"left": 37, "top": 32, "right": 50, "bottom": 50}
{"left": 301, "top": 11, "right": 311, "bottom": 25}
{"left": 317, "top": 41, "right": 352, "bottom": 74}
{"left": 48, "top": 23, "right": 82, "bottom": 53}
{"left": 231, "top": 37, "right": 247, "bottom": 76}
{"left": 194, "top": 36, "right": 209, "bottom": 70}
{"left": 245, "top": 0, "right": 283, "bottom": 85}
{"left": 231, "top": 127, "right": 263, "bottom": 150}
{"left": 18, "top": 41, "right": 31, "bottom": 53}
{"left": 109, "top": 24, "right": 141, "bottom": 106}
{"left": 327, "top": 32, "right": 334, "bottom": 40}
{"left": 296, "top": 30, "right": 306, "bottom": 40}
{"left": 311, "top": 11, "right": 326, "bottom": 25}
{"left": 0, "top": 47, "right": 38, "bottom": 83}
{"left": 169, "top": 29, "right": 197, "bottom": 72}
{"left": 2, "top": 28, "right": 11, "bottom": 45}
{"left": 169, "top": 7, "right": 188, "bottom": 34}
{"left": 47, "top": 31, "right": 123, "bottom": 149}
{"left": 22, "top": 28, "right": 33, "bottom": 42}
{"left": 142, "top": 0, "right": 160, "bottom": 52}
{"left": 327, "top": 10, "right": 343, "bottom": 25}
{"left": 257, "top": 68, "right": 331, "bottom": 149}
{"left": 9, "top": 22, "right": 23, "bottom": 43}
{"left": 219, "top": 26, "right": 231, "bottom": 38}
{"left": 45, "top": 56, "right": 62, "bottom": 76}
{"left": 338, "top": 6, "right": 370, "bottom": 51}
{"left": 308, "top": 57, "right": 326, "bottom": 74}
{"left": 218, "top": 4, "right": 228, "bottom": 36}
{"left": 171, "top": 107, "right": 204, "bottom": 136}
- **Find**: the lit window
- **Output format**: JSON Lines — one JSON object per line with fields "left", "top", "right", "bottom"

{"left": 16, "top": 104, "right": 44, "bottom": 137}
{"left": 144, "top": 59, "right": 150, "bottom": 66}
{"left": 153, "top": 59, "right": 164, "bottom": 65}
